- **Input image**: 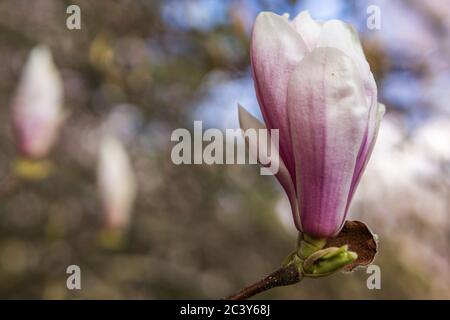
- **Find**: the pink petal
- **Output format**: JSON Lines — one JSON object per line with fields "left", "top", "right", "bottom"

{"left": 344, "top": 103, "right": 385, "bottom": 214}
{"left": 251, "top": 12, "right": 307, "bottom": 183}
{"left": 287, "top": 47, "right": 370, "bottom": 238}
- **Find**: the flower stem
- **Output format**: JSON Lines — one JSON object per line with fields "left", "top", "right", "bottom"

{"left": 225, "top": 263, "right": 302, "bottom": 300}
{"left": 224, "top": 232, "right": 360, "bottom": 299}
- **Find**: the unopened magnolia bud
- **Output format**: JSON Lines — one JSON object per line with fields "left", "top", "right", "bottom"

{"left": 245, "top": 11, "right": 384, "bottom": 237}
{"left": 12, "top": 45, "right": 64, "bottom": 160}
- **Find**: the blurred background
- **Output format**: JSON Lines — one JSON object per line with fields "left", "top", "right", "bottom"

{"left": 0, "top": 0, "right": 449, "bottom": 299}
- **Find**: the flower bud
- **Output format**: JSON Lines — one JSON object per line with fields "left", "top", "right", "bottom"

{"left": 97, "top": 136, "right": 137, "bottom": 229}
{"left": 303, "top": 245, "right": 358, "bottom": 277}
{"left": 240, "top": 11, "right": 385, "bottom": 238}
{"left": 12, "top": 45, "right": 64, "bottom": 159}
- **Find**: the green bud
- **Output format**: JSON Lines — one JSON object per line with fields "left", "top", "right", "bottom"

{"left": 303, "top": 247, "right": 340, "bottom": 271}
{"left": 293, "top": 233, "right": 357, "bottom": 278}
{"left": 322, "top": 245, "right": 348, "bottom": 259}
{"left": 297, "top": 233, "right": 327, "bottom": 259}
{"left": 303, "top": 244, "right": 357, "bottom": 277}
{"left": 282, "top": 250, "right": 301, "bottom": 267}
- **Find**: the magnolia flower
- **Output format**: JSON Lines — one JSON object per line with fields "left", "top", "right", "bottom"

{"left": 97, "top": 136, "right": 137, "bottom": 229}
{"left": 12, "top": 45, "right": 64, "bottom": 159}
{"left": 240, "top": 11, "right": 384, "bottom": 238}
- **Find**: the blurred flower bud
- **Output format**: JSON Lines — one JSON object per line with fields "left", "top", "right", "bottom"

{"left": 11, "top": 45, "right": 64, "bottom": 159}
{"left": 97, "top": 136, "right": 137, "bottom": 229}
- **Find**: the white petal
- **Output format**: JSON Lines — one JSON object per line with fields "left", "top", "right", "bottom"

{"left": 316, "top": 20, "right": 370, "bottom": 78}
{"left": 291, "top": 11, "right": 322, "bottom": 50}
{"left": 360, "top": 102, "right": 385, "bottom": 175}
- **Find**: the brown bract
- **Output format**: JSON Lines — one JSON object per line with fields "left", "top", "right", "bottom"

{"left": 325, "top": 220, "right": 378, "bottom": 271}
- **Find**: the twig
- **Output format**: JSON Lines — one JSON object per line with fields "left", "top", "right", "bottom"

{"left": 225, "top": 264, "right": 301, "bottom": 300}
